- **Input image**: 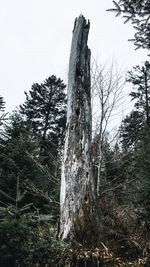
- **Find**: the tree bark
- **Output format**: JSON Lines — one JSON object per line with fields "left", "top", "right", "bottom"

{"left": 59, "top": 15, "right": 96, "bottom": 242}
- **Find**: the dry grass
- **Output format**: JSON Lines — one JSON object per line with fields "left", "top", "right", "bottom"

{"left": 98, "top": 197, "right": 150, "bottom": 259}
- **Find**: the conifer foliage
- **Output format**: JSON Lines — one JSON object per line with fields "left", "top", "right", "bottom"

{"left": 107, "top": 0, "right": 150, "bottom": 50}
{"left": 119, "top": 61, "right": 150, "bottom": 220}
{"left": 20, "top": 75, "right": 67, "bottom": 165}
{"left": 127, "top": 61, "right": 150, "bottom": 126}
{"left": 0, "top": 75, "right": 67, "bottom": 213}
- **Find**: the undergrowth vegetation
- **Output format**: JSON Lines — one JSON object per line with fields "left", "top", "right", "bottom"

{"left": 0, "top": 204, "right": 70, "bottom": 266}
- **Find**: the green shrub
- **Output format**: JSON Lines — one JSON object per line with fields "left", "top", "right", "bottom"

{"left": 0, "top": 205, "right": 69, "bottom": 266}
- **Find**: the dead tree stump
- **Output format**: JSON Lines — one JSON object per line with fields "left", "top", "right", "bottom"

{"left": 59, "top": 15, "right": 97, "bottom": 242}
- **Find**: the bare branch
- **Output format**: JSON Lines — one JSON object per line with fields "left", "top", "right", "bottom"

{"left": 25, "top": 150, "right": 60, "bottom": 185}
{"left": 23, "top": 179, "right": 59, "bottom": 205}
{"left": 91, "top": 58, "right": 125, "bottom": 193}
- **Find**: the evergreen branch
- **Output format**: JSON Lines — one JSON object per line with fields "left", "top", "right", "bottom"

{"left": 113, "top": 0, "right": 120, "bottom": 10}
{"left": 23, "top": 179, "right": 59, "bottom": 205}
{"left": 0, "top": 113, "right": 9, "bottom": 121}
{"left": 123, "top": 15, "right": 132, "bottom": 24}
{"left": 25, "top": 150, "right": 60, "bottom": 185}
{"left": 0, "top": 189, "right": 16, "bottom": 203}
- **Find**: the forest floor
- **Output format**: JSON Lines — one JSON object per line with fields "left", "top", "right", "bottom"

{"left": 1, "top": 244, "right": 150, "bottom": 266}
{"left": 55, "top": 245, "right": 150, "bottom": 267}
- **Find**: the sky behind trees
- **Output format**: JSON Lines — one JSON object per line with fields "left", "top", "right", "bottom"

{"left": 0, "top": 0, "right": 148, "bottom": 113}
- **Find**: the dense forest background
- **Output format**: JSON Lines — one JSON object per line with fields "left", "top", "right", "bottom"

{"left": 0, "top": 0, "right": 150, "bottom": 266}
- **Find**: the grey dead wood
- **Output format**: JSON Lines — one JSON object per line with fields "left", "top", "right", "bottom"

{"left": 58, "top": 15, "right": 97, "bottom": 242}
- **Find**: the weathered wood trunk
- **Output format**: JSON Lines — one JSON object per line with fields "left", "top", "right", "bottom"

{"left": 59, "top": 15, "right": 96, "bottom": 242}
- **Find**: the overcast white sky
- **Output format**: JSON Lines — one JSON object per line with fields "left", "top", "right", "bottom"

{"left": 0, "top": 0, "right": 148, "bottom": 114}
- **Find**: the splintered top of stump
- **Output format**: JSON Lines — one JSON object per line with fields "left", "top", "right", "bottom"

{"left": 73, "top": 15, "right": 90, "bottom": 33}
{"left": 67, "top": 15, "right": 91, "bottom": 123}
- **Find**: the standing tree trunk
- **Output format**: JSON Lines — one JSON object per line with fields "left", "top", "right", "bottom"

{"left": 59, "top": 15, "right": 96, "bottom": 242}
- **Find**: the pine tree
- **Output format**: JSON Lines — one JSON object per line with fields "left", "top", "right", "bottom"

{"left": 107, "top": 0, "right": 150, "bottom": 50}
{"left": 0, "top": 75, "right": 66, "bottom": 213}
{"left": 20, "top": 75, "right": 67, "bottom": 167}
{"left": 0, "top": 111, "right": 41, "bottom": 204}
{"left": 118, "top": 62, "right": 150, "bottom": 220}
{"left": 134, "top": 128, "right": 150, "bottom": 219}
{"left": 127, "top": 61, "right": 150, "bottom": 127}
{"left": 0, "top": 108, "right": 62, "bottom": 213}
{"left": 120, "top": 110, "right": 144, "bottom": 150}
{"left": 0, "top": 118, "right": 57, "bottom": 213}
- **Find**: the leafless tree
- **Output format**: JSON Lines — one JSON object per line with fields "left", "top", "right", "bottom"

{"left": 91, "top": 59, "right": 125, "bottom": 195}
